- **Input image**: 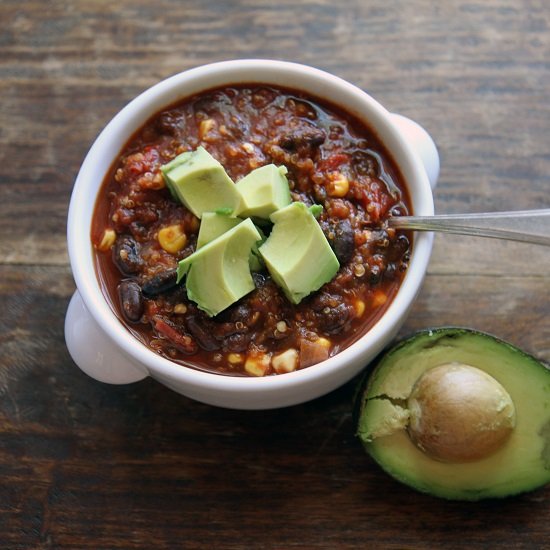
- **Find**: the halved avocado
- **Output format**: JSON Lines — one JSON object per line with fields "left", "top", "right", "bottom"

{"left": 356, "top": 327, "right": 550, "bottom": 500}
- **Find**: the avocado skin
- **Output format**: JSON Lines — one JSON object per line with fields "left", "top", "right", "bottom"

{"left": 355, "top": 327, "right": 550, "bottom": 501}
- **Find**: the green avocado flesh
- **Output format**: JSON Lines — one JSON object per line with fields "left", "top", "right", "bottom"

{"left": 161, "top": 147, "right": 243, "bottom": 218}
{"left": 177, "top": 218, "right": 261, "bottom": 317}
{"left": 356, "top": 328, "right": 550, "bottom": 500}
{"left": 196, "top": 212, "right": 241, "bottom": 249}
{"left": 161, "top": 146, "right": 339, "bottom": 316}
{"left": 258, "top": 202, "right": 339, "bottom": 304}
{"left": 235, "top": 164, "right": 292, "bottom": 219}
{"left": 196, "top": 212, "right": 265, "bottom": 272}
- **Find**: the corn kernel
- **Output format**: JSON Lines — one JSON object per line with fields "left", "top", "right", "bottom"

{"left": 173, "top": 303, "right": 187, "bottom": 314}
{"left": 372, "top": 290, "right": 388, "bottom": 307}
{"left": 272, "top": 348, "right": 298, "bottom": 374}
{"left": 158, "top": 224, "right": 187, "bottom": 254}
{"left": 228, "top": 353, "right": 244, "bottom": 365}
{"left": 316, "top": 337, "right": 331, "bottom": 350}
{"left": 97, "top": 229, "right": 116, "bottom": 251}
{"left": 354, "top": 299, "right": 366, "bottom": 318}
{"left": 318, "top": 338, "right": 331, "bottom": 349}
{"left": 199, "top": 118, "right": 216, "bottom": 139}
{"left": 327, "top": 173, "right": 349, "bottom": 197}
{"left": 244, "top": 353, "right": 271, "bottom": 377}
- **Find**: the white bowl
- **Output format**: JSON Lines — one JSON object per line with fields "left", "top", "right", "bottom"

{"left": 65, "top": 59, "right": 438, "bottom": 409}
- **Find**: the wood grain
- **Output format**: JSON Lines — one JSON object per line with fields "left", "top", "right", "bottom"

{"left": 1, "top": 0, "right": 549, "bottom": 548}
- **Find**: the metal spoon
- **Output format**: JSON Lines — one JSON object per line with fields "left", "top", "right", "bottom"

{"left": 388, "top": 209, "right": 550, "bottom": 246}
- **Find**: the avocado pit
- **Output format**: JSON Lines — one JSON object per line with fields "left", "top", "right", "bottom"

{"left": 407, "top": 362, "right": 516, "bottom": 463}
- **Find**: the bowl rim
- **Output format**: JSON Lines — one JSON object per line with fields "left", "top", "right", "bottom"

{"left": 67, "top": 58, "right": 434, "bottom": 394}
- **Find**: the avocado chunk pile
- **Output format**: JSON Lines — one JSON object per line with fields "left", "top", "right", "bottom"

{"left": 163, "top": 147, "right": 339, "bottom": 316}
{"left": 355, "top": 327, "right": 550, "bottom": 501}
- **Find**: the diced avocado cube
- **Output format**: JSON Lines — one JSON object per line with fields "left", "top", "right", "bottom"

{"left": 235, "top": 164, "right": 292, "bottom": 220}
{"left": 160, "top": 150, "right": 193, "bottom": 201}
{"left": 258, "top": 202, "right": 340, "bottom": 304}
{"left": 177, "top": 218, "right": 262, "bottom": 317}
{"left": 196, "top": 212, "right": 242, "bottom": 250}
{"left": 161, "top": 150, "right": 193, "bottom": 173}
{"left": 196, "top": 212, "right": 265, "bottom": 272}
{"left": 161, "top": 147, "right": 243, "bottom": 218}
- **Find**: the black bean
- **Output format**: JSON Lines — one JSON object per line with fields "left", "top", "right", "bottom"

{"left": 227, "top": 303, "right": 253, "bottom": 324}
{"left": 318, "top": 303, "right": 351, "bottom": 335}
{"left": 118, "top": 280, "right": 143, "bottom": 322}
{"left": 212, "top": 321, "right": 242, "bottom": 338}
{"left": 141, "top": 269, "right": 179, "bottom": 297}
{"left": 326, "top": 219, "right": 355, "bottom": 264}
{"left": 310, "top": 292, "right": 339, "bottom": 312}
{"left": 279, "top": 126, "right": 325, "bottom": 151}
{"left": 186, "top": 316, "right": 221, "bottom": 351}
{"left": 194, "top": 93, "right": 232, "bottom": 116}
{"left": 156, "top": 111, "right": 183, "bottom": 136}
{"left": 113, "top": 235, "right": 142, "bottom": 275}
{"left": 387, "top": 234, "right": 410, "bottom": 261}
{"left": 222, "top": 332, "right": 253, "bottom": 353}
{"left": 221, "top": 302, "right": 263, "bottom": 329}
{"left": 368, "top": 264, "right": 382, "bottom": 285}
{"left": 352, "top": 150, "right": 380, "bottom": 177}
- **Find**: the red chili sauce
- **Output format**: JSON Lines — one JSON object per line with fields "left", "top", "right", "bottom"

{"left": 91, "top": 85, "right": 412, "bottom": 376}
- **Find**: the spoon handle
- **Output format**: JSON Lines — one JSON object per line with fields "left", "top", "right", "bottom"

{"left": 388, "top": 209, "right": 550, "bottom": 246}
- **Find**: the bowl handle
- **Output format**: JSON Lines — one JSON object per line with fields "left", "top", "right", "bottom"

{"left": 65, "top": 290, "right": 149, "bottom": 384}
{"left": 391, "top": 113, "right": 440, "bottom": 189}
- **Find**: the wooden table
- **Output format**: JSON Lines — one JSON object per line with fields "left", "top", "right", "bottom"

{"left": 2, "top": 1, "right": 549, "bottom": 547}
